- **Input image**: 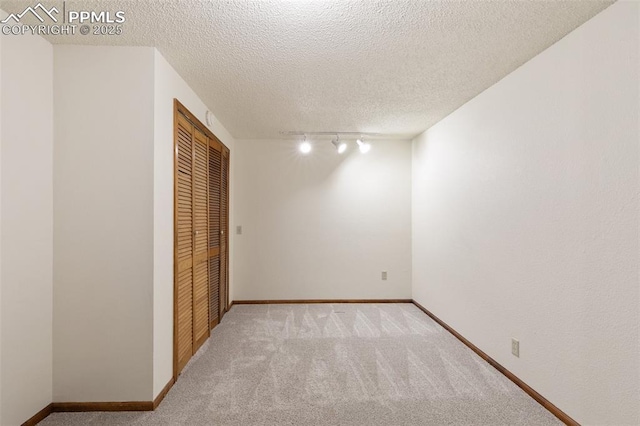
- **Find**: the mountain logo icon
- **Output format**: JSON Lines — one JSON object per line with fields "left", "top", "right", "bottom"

{"left": 1, "top": 3, "right": 59, "bottom": 24}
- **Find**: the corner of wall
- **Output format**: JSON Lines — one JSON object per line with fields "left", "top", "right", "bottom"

{"left": 1, "top": 24, "right": 54, "bottom": 424}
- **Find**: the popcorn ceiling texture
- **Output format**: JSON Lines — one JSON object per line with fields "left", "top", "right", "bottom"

{"left": 0, "top": 0, "right": 612, "bottom": 138}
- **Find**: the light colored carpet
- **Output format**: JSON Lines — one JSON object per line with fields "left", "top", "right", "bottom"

{"left": 41, "top": 303, "right": 561, "bottom": 425}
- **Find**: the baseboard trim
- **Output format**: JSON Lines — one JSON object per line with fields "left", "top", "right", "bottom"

{"left": 21, "top": 403, "right": 52, "bottom": 426}
{"left": 411, "top": 300, "right": 579, "bottom": 426}
{"left": 22, "top": 379, "right": 175, "bottom": 425}
{"left": 233, "top": 299, "right": 413, "bottom": 304}
{"left": 153, "top": 377, "right": 175, "bottom": 409}
{"left": 52, "top": 401, "right": 154, "bottom": 412}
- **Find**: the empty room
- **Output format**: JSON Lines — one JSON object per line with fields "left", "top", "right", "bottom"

{"left": 1, "top": 0, "right": 638, "bottom": 425}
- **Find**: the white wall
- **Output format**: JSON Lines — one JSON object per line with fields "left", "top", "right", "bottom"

{"left": 412, "top": 2, "right": 639, "bottom": 425}
{"left": 234, "top": 138, "right": 412, "bottom": 300}
{"left": 153, "top": 50, "right": 235, "bottom": 398}
{"left": 1, "top": 31, "right": 54, "bottom": 425}
{"left": 53, "top": 46, "right": 155, "bottom": 402}
{"left": 0, "top": 12, "right": 4, "bottom": 423}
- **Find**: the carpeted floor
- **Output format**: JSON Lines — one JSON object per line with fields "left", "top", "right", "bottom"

{"left": 41, "top": 303, "right": 561, "bottom": 425}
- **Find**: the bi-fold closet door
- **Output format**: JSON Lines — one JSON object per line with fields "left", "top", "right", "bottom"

{"left": 207, "top": 132, "right": 230, "bottom": 329}
{"left": 174, "top": 101, "right": 230, "bottom": 377}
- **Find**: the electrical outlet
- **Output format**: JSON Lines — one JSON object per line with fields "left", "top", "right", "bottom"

{"left": 236, "top": 225, "right": 242, "bottom": 235}
{"left": 511, "top": 338, "right": 520, "bottom": 357}
{"left": 381, "top": 271, "right": 388, "bottom": 281}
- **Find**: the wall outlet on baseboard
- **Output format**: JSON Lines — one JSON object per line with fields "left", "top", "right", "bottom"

{"left": 236, "top": 225, "right": 242, "bottom": 235}
{"left": 511, "top": 338, "right": 520, "bottom": 357}
{"left": 381, "top": 271, "right": 388, "bottom": 281}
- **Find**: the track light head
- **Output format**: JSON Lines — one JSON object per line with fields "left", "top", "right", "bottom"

{"left": 356, "top": 138, "right": 371, "bottom": 154}
{"left": 299, "top": 136, "right": 312, "bottom": 154}
{"left": 331, "top": 136, "right": 347, "bottom": 154}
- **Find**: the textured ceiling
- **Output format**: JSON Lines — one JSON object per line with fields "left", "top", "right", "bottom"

{"left": 1, "top": 0, "right": 613, "bottom": 138}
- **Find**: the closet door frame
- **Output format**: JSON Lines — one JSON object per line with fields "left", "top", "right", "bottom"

{"left": 220, "top": 150, "right": 230, "bottom": 318}
{"left": 173, "top": 99, "right": 230, "bottom": 380}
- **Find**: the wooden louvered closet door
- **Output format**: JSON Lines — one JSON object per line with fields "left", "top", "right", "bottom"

{"left": 175, "top": 114, "right": 194, "bottom": 374}
{"left": 174, "top": 100, "right": 229, "bottom": 379}
{"left": 192, "top": 129, "right": 210, "bottom": 351}
{"left": 208, "top": 140, "right": 222, "bottom": 328}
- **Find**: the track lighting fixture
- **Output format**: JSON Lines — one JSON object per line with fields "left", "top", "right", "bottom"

{"left": 291, "top": 132, "right": 374, "bottom": 155}
{"left": 299, "top": 135, "right": 312, "bottom": 154}
{"left": 331, "top": 135, "right": 347, "bottom": 154}
{"left": 356, "top": 138, "right": 371, "bottom": 154}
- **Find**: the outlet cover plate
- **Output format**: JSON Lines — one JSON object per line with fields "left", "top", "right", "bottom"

{"left": 511, "top": 338, "right": 520, "bottom": 357}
